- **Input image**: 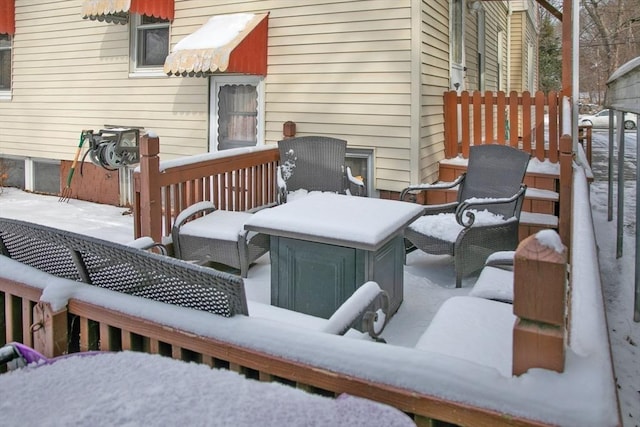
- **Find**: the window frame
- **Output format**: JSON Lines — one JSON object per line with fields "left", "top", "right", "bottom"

{"left": 209, "top": 75, "right": 265, "bottom": 152}
{"left": 451, "top": 0, "right": 464, "bottom": 66}
{"left": 129, "top": 14, "right": 170, "bottom": 77}
{"left": 476, "top": 9, "right": 486, "bottom": 91}
{"left": 450, "top": 0, "right": 466, "bottom": 91}
{"left": 0, "top": 34, "right": 12, "bottom": 99}
{"left": 497, "top": 30, "right": 506, "bottom": 92}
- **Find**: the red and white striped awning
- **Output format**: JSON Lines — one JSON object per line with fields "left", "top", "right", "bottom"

{"left": 81, "top": 0, "right": 174, "bottom": 24}
{"left": 163, "top": 13, "right": 268, "bottom": 77}
{"left": 0, "top": 0, "right": 15, "bottom": 35}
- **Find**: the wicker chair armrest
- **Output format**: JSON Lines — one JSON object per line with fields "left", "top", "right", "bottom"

{"left": 455, "top": 185, "right": 527, "bottom": 227}
{"left": 126, "top": 236, "right": 168, "bottom": 255}
{"left": 322, "top": 281, "right": 390, "bottom": 339}
{"left": 173, "top": 201, "right": 217, "bottom": 231}
{"left": 423, "top": 202, "right": 459, "bottom": 216}
{"left": 399, "top": 173, "right": 466, "bottom": 202}
{"left": 171, "top": 201, "right": 217, "bottom": 259}
{"left": 247, "top": 202, "right": 278, "bottom": 213}
{"left": 361, "top": 292, "right": 390, "bottom": 340}
{"left": 346, "top": 166, "right": 367, "bottom": 197}
{"left": 484, "top": 251, "right": 515, "bottom": 271}
{"left": 276, "top": 166, "right": 287, "bottom": 204}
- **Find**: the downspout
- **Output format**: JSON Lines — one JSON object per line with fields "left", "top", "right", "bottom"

{"left": 409, "top": 0, "right": 421, "bottom": 184}
{"left": 506, "top": 1, "right": 512, "bottom": 93}
{"left": 572, "top": 0, "right": 579, "bottom": 152}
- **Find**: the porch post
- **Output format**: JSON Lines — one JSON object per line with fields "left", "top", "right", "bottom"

{"left": 32, "top": 302, "right": 68, "bottom": 358}
{"left": 138, "top": 135, "right": 163, "bottom": 243}
{"left": 559, "top": 134, "right": 573, "bottom": 250}
{"left": 512, "top": 232, "right": 568, "bottom": 375}
{"left": 561, "top": 0, "right": 572, "bottom": 97}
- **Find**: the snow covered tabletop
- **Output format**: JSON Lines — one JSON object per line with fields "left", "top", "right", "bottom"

{"left": 245, "top": 193, "right": 425, "bottom": 251}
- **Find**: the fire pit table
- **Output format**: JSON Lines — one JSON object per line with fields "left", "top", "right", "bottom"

{"left": 244, "top": 193, "right": 424, "bottom": 319}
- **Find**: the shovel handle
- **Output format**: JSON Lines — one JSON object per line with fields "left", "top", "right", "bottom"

{"left": 65, "top": 132, "right": 88, "bottom": 187}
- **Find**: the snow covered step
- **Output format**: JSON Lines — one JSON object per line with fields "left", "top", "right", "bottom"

{"left": 525, "top": 187, "right": 559, "bottom": 202}
{"left": 520, "top": 211, "right": 558, "bottom": 228}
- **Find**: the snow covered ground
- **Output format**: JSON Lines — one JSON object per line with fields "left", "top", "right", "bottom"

{"left": 589, "top": 129, "right": 639, "bottom": 427}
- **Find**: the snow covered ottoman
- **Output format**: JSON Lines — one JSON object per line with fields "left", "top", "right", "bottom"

{"left": 414, "top": 296, "right": 516, "bottom": 377}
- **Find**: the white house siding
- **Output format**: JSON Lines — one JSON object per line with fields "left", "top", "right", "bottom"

{"left": 480, "top": 2, "right": 509, "bottom": 92}
{"left": 0, "top": 0, "right": 208, "bottom": 163}
{"left": 1, "top": 0, "right": 517, "bottom": 195}
{"left": 417, "top": 0, "right": 449, "bottom": 185}
{"left": 268, "top": 0, "right": 415, "bottom": 192}
{"left": 523, "top": 5, "right": 539, "bottom": 92}
{"left": 508, "top": 5, "right": 539, "bottom": 93}
{"left": 509, "top": 12, "right": 524, "bottom": 92}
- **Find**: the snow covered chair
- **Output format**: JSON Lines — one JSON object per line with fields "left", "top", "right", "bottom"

{"left": 171, "top": 201, "right": 269, "bottom": 278}
{"left": 468, "top": 251, "right": 515, "bottom": 303}
{"left": 400, "top": 144, "right": 530, "bottom": 287}
{"left": 277, "top": 136, "right": 365, "bottom": 204}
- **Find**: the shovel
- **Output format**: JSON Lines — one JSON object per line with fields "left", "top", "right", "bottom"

{"left": 59, "top": 132, "right": 87, "bottom": 202}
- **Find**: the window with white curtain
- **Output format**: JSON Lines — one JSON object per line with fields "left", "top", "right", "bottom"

{"left": 210, "top": 76, "right": 264, "bottom": 151}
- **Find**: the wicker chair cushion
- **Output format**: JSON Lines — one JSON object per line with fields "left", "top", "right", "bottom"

{"left": 407, "top": 210, "right": 510, "bottom": 243}
{"left": 179, "top": 210, "right": 254, "bottom": 241}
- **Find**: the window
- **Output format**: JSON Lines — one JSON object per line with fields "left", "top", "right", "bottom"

{"left": 210, "top": 76, "right": 264, "bottom": 151}
{"left": 497, "top": 31, "right": 506, "bottom": 92}
{"left": 451, "top": 0, "right": 463, "bottom": 65}
{"left": 527, "top": 44, "right": 535, "bottom": 91}
{"left": 450, "top": 0, "right": 465, "bottom": 90}
{"left": 476, "top": 10, "right": 486, "bottom": 91}
{"left": 130, "top": 15, "right": 169, "bottom": 74}
{"left": 345, "top": 148, "right": 374, "bottom": 196}
{"left": 0, "top": 34, "right": 11, "bottom": 93}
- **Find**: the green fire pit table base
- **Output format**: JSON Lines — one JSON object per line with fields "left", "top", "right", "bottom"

{"left": 244, "top": 193, "right": 425, "bottom": 320}
{"left": 270, "top": 234, "right": 405, "bottom": 319}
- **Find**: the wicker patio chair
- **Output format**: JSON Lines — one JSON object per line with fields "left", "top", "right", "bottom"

{"left": 171, "top": 201, "right": 270, "bottom": 278}
{"left": 277, "top": 136, "right": 366, "bottom": 204}
{"left": 400, "top": 144, "right": 530, "bottom": 288}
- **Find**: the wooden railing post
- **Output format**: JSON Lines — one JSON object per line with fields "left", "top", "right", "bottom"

{"left": 578, "top": 125, "right": 593, "bottom": 166}
{"left": 138, "top": 135, "right": 162, "bottom": 243}
{"left": 283, "top": 121, "right": 296, "bottom": 138}
{"left": 33, "top": 302, "right": 68, "bottom": 358}
{"left": 443, "top": 91, "right": 459, "bottom": 158}
{"left": 559, "top": 134, "right": 573, "bottom": 249}
{"left": 512, "top": 231, "right": 568, "bottom": 375}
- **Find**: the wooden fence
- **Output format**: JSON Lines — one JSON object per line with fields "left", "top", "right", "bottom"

{"left": 133, "top": 137, "right": 280, "bottom": 243}
{"left": 444, "top": 90, "right": 563, "bottom": 162}
{"left": 0, "top": 242, "right": 572, "bottom": 427}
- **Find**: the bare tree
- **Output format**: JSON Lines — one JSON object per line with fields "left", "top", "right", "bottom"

{"left": 580, "top": 0, "right": 640, "bottom": 104}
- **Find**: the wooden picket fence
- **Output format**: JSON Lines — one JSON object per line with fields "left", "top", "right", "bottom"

{"left": 443, "top": 90, "right": 563, "bottom": 162}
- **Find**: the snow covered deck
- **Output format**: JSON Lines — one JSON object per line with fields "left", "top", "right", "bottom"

{"left": 0, "top": 163, "right": 620, "bottom": 426}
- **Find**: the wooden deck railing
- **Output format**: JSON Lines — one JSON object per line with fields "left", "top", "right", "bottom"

{"left": 444, "top": 90, "right": 563, "bottom": 162}
{"left": 2, "top": 283, "right": 547, "bottom": 426}
{"left": 133, "top": 137, "right": 280, "bottom": 242}
{"left": 0, "top": 237, "right": 572, "bottom": 427}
